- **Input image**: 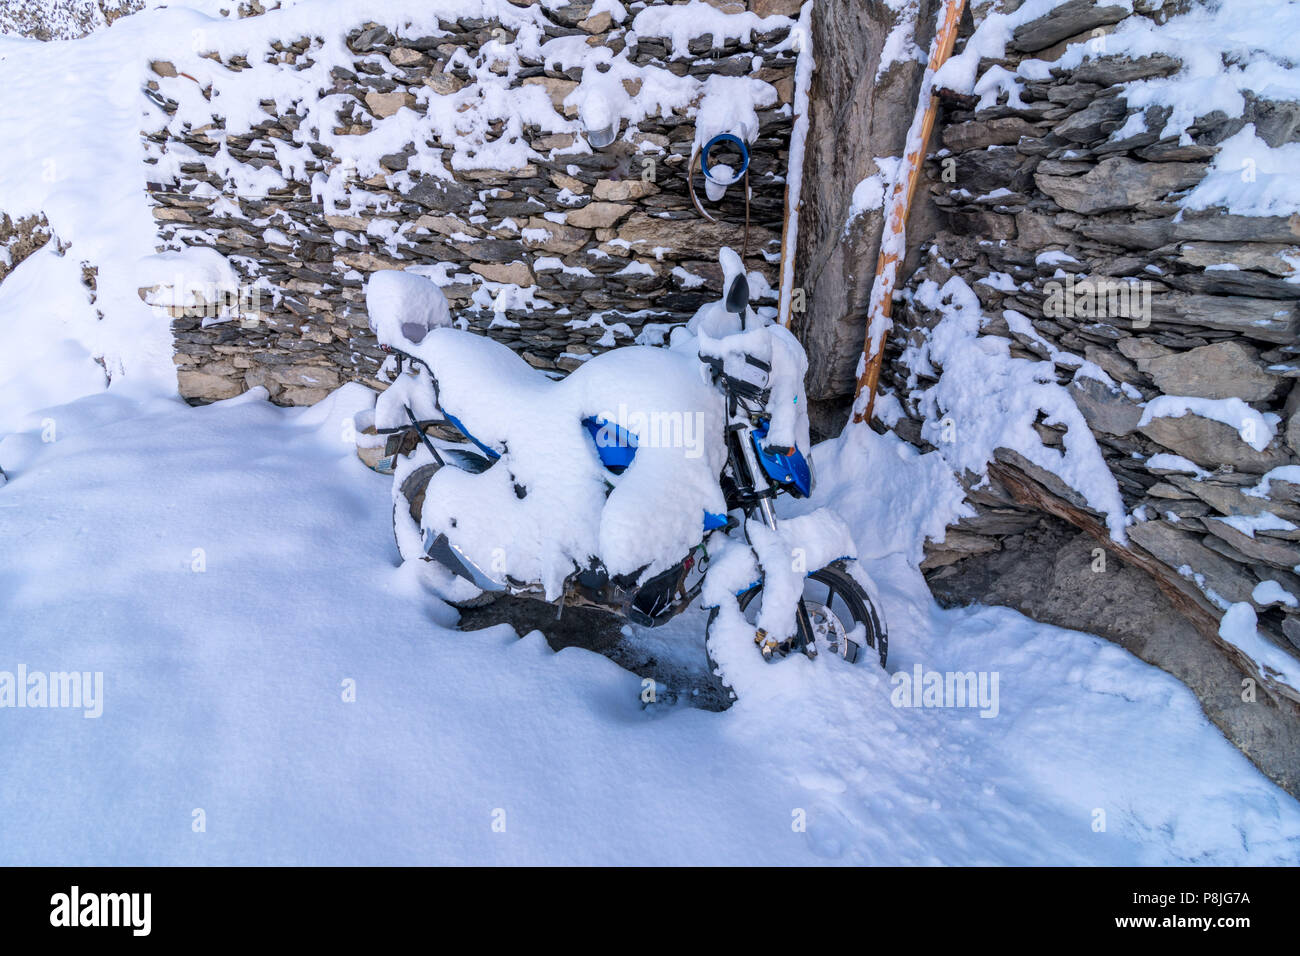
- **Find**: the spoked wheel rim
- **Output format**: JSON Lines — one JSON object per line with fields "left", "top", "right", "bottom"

{"left": 734, "top": 564, "right": 886, "bottom": 667}
{"left": 796, "top": 570, "right": 876, "bottom": 663}
{"left": 801, "top": 597, "right": 852, "bottom": 660}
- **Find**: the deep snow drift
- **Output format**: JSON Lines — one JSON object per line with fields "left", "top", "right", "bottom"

{"left": 1, "top": 387, "right": 1298, "bottom": 865}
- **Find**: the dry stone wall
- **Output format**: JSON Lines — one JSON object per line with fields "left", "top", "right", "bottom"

{"left": 877, "top": 1, "right": 1300, "bottom": 737}
{"left": 0, "top": 0, "right": 142, "bottom": 40}
{"left": 142, "top": 0, "right": 801, "bottom": 405}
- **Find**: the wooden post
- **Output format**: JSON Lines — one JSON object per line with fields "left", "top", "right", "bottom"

{"left": 851, "top": 0, "right": 967, "bottom": 423}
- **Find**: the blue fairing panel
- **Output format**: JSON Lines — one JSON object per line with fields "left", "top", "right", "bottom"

{"left": 750, "top": 420, "right": 812, "bottom": 497}
{"left": 582, "top": 416, "right": 638, "bottom": 474}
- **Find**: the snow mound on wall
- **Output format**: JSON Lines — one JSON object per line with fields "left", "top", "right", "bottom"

{"left": 1220, "top": 603, "right": 1297, "bottom": 693}
{"left": 1139, "top": 395, "right": 1278, "bottom": 453}
{"left": 900, "top": 275, "right": 1128, "bottom": 541}
{"left": 631, "top": 0, "right": 786, "bottom": 57}
{"left": 0, "top": 245, "right": 108, "bottom": 434}
{"left": 932, "top": 0, "right": 1078, "bottom": 93}
{"left": 136, "top": 245, "right": 240, "bottom": 311}
{"left": 1181, "top": 125, "right": 1300, "bottom": 217}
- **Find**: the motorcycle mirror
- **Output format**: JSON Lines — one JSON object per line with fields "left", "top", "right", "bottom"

{"left": 724, "top": 274, "right": 750, "bottom": 317}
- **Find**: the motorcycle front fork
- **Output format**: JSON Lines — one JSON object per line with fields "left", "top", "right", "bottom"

{"left": 732, "top": 420, "right": 779, "bottom": 531}
{"left": 731, "top": 422, "right": 817, "bottom": 661}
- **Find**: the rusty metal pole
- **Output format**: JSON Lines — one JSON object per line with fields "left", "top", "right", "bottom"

{"left": 851, "top": 0, "right": 967, "bottom": 423}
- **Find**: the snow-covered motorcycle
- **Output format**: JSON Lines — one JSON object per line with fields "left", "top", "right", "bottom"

{"left": 366, "top": 250, "right": 887, "bottom": 692}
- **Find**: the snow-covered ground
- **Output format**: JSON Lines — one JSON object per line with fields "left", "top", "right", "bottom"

{"left": 2, "top": 385, "right": 1298, "bottom": 865}
{"left": 1, "top": 0, "right": 1298, "bottom": 867}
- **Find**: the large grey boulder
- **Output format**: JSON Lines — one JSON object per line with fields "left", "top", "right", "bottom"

{"left": 1068, "top": 376, "right": 1143, "bottom": 436}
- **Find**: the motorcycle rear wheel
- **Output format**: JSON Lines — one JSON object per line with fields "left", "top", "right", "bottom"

{"left": 393, "top": 461, "right": 499, "bottom": 610}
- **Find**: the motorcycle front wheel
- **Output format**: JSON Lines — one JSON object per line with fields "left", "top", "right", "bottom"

{"left": 705, "top": 563, "right": 888, "bottom": 693}
{"left": 393, "top": 461, "right": 500, "bottom": 610}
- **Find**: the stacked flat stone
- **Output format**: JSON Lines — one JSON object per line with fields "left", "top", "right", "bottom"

{"left": 883, "top": 2, "right": 1300, "bottom": 678}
